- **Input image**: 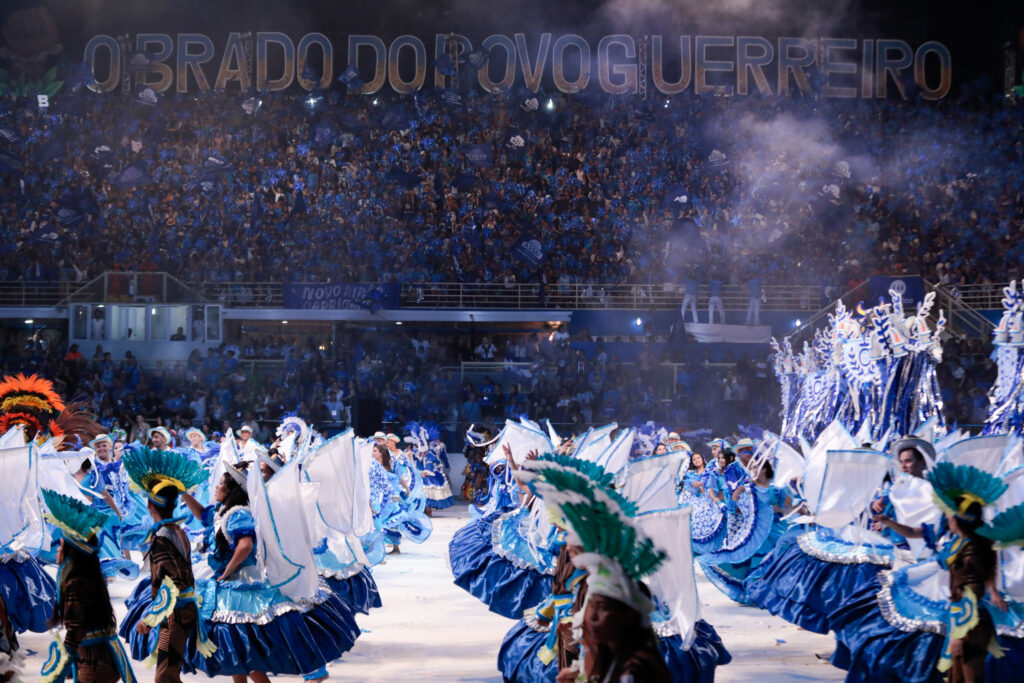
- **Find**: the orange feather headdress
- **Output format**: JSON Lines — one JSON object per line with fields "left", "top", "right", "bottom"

{"left": 0, "top": 373, "right": 67, "bottom": 441}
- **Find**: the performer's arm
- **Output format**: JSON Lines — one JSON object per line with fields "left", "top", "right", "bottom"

{"left": 218, "top": 536, "right": 254, "bottom": 581}
{"left": 180, "top": 492, "right": 205, "bottom": 520}
{"left": 871, "top": 514, "right": 923, "bottom": 538}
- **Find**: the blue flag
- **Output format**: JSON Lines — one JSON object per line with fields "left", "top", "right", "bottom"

{"left": 387, "top": 165, "right": 422, "bottom": 189}
{"left": 339, "top": 64, "right": 364, "bottom": 90}
{"left": 435, "top": 54, "right": 457, "bottom": 76}
{"left": 465, "top": 49, "right": 490, "bottom": 69}
{"left": 134, "top": 86, "right": 159, "bottom": 108}
{"left": 201, "top": 155, "right": 232, "bottom": 178}
{"left": 511, "top": 234, "right": 547, "bottom": 271}
{"left": 462, "top": 143, "right": 492, "bottom": 168}
{"left": 30, "top": 223, "right": 60, "bottom": 244}
{"left": 126, "top": 52, "right": 152, "bottom": 73}
{"left": 311, "top": 116, "right": 339, "bottom": 149}
{"left": 56, "top": 207, "right": 83, "bottom": 228}
{"left": 441, "top": 90, "right": 463, "bottom": 107}
{"left": 380, "top": 104, "right": 412, "bottom": 131}
{"left": 66, "top": 62, "right": 97, "bottom": 93}
{"left": 109, "top": 162, "right": 154, "bottom": 190}
{"left": 0, "top": 126, "right": 19, "bottom": 145}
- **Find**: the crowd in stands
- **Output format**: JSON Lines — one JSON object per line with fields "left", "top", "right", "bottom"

{"left": 2, "top": 325, "right": 774, "bottom": 445}
{"left": 1, "top": 83, "right": 1022, "bottom": 292}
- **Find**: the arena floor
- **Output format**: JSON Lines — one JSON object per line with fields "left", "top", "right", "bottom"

{"left": 19, "top": 506, "right": 843, "bottom": 681}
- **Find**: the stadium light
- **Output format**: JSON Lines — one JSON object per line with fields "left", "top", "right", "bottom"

{"left": 634, "top": 317, "right": 643, "bottom": 327}
{"left": 794, "top": 319, "right": 802, "bottom": 327}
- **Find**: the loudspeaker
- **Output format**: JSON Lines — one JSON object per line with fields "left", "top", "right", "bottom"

{"left": 352, "top": 397, "right": 382, "bottom": 436}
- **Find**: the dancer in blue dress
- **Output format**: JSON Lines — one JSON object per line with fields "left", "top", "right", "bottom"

{"left": 404, "top": 423, "right": 455, "bottom": 513}
{"left": 449, "top": 429, "right": 560, "bottom": 620}
{"left": 120, "top": 459, "right": 360, "bottom": 680}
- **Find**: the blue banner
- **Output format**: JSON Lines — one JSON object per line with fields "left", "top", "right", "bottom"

{"left": 462, "top": 143, "right": 492, "bottom": 168}
{"left": 282, "top": 283, "right": 400, "bottom": 310}
{"left": 511, "top": 234, "right": 547, "bottom": 271}
{"left": 868, "top": 275, "right": 925, "bottom": 307}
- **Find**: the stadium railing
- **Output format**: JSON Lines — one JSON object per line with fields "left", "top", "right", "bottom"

{"left": 197, "top": 281, "right": 831, "bottom": 311}
{"left": 11, "top": 274, "right": 1008, "bottom": 315}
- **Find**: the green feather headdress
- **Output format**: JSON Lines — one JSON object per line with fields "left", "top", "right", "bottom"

{"left": 40, "top": 489, "right": 112, "bottom": 554}
{"left": 519, "top": 453, "right": 637, "bottom": 515}
{"left": 926, "top": 462, "right": 1007, "bottom": 520}
{"left": 121, "top": 446, "right": 209, "bottom": 505}
{"left": 978, "top": 503, "right": 1024, "bottom": 548}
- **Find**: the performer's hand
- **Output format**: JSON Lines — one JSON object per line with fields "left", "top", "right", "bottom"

{"left": 992, "top": 590, "right": 1009, "bottom": 612}
{"left": 870, "top": 498, "right": 886, "bottom": 513}
{"left": 556, "top": 666, "right": 579, "bottom": 683}
{"left": 136, "top": 622, "right": 151, "bottom": 635}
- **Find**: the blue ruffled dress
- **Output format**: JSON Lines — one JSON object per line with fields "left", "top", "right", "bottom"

{"left": 119, "top": 503, "right": 361, "bottom": 676}
{"left": 0, "top": 552, "right": 56, "bottom": 633}
{"left": 449, "top": 506, "right": 558, "bottom": 619}
{"left": 744, "top": 526, "right": 892, "bottom": 634}
{"left": 830, "top": 528, "right": 1024, "bottom": 682}
{"left": 497, "top": 609, "right": 558, "bottom": 682}
{"left": 419, "top": 448, "right": 455, "bottom": 510}
{"left": 497, "top": 610, "right": 732, "bottom": 683}
{"left": 700, "top": 485, "right": 792, "bottom": 605}
{"left": 654, "top": 619, "right": 733, "bottom": 683}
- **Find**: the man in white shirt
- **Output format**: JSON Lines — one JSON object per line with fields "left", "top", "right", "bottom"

{"left": 237, "top": 424, "right": 262, "bottom": 458}
{"left": 411, "top": 333, "right": 431, "bottom": 362}
{"left": 474, "top": 336, "right": 497, "bottom": 360}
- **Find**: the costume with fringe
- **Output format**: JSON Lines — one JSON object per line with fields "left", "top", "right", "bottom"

{"left": 121, "top": 459, "right": 361, "bottom": 677}
{"left": 38, "top": 489, "right": 137, "bottom": 683}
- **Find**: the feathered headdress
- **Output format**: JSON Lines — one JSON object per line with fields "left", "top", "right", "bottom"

{"left": 520, "top": 453, "right": 663, "bottom": 614}
{"left": 978, "top": 503, "right": 1024, "bottom": 548}
{"left": 52, "top": 401, "right": 103, "bottom": 451}
{"left": 121, "top": 447, "right": 209, "bottom": 505}
{"left": 517, "top": 453, "right": 628, "bottom": 509}
{"left": 40, "top": 489, "right": 112, "bottom": 554}
{"left": 0, "top": 373, "right": 66, "bottom": 441}
{"left": 276, "top": 415, "right": 309, "bottom": 443}
{"left": 926, "top": 463, "right": 1007, "bottom": 521}
{"left": 547, "top": 480, "right": 663, "bottom": 613}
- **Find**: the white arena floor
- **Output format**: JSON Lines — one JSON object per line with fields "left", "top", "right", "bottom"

{"left": 18, "top": 505, "right": 844, "bottom": 681}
